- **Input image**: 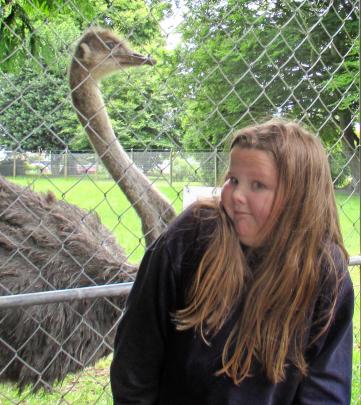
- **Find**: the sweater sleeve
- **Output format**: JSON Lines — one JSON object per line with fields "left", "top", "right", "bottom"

{"left": 293, "top": 264, "right": 354, "bottom": 405}
{"left": 110, "top": 235, "right": 176, "bottom": 405}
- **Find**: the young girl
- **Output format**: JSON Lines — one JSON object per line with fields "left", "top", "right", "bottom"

{"left": 110, "top": 120, "right": 354, "bottom": 404}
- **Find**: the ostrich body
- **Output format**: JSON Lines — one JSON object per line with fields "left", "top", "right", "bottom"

{"left": 0, "top": 27, "right": 175, "bottom": 390}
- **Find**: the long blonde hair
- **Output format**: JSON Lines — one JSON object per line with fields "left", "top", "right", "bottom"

{"left": 174, "top": 119, "right": 348, "bottom": 384}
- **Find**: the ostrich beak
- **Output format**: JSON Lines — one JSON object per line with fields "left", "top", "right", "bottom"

{"left": 113, "top": 50, "right": 156, "bottom": 66}
{"left": 129, "top": 52, "right": 157, "bottom": 66}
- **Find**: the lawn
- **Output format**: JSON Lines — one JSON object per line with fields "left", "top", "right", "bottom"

{"left": 6, "top": 176, "right": 361, "bottom": 259}
{"left": 9, "top": 175, "right": 186, "bottom": 264}
{"left": 0, "top": 175, "right": 360, "bottom": 404}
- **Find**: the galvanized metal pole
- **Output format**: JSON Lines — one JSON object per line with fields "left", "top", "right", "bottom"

{"left": 12, "top": 151, "right": 16, "bottom": 177}
{"left": 0, "top": 283, "right": 133, "bottom": 309}
{"left": 214, "top": 147, "right": 218, "bottom": 187}
{"left": 170, "top": 148, "right": 173, "bottom": 186}
{"left": 0, "top": 259, "right": 360, "bottom": 309}
{"left": 64, "top": 148, "right": 68, "bottom": 177}
{"left": 349, "top": 256, "right": 361, "bottom": 266}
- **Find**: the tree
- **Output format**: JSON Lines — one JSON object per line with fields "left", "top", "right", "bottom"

{"left": 0, "top": 69, "right": 79, "bottom": 151}
{"left": 104, "top": 55, "right": 183, "bottom": 150}
{"left": 170, "top": 0, "right": 359, "bottom": 187}
{"left": 0, "top": 0, "right": 181, "bottom": 151}
{"left": 0, "top": 0, "right": 168, "bottom": 73}
{"left": 1, "top": 0, "right": 88, "bottom": 73}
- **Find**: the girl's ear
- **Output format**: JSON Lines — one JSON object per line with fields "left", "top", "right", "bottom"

{"left": 78, "top": 43, "right": 92, "bottom": 63}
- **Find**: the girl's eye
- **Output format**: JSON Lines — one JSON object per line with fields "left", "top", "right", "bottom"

{"left": 252, "top": 181, "right": 265, "bottom": 190}
{"left": 229, "top": 176, "right": 238, "bottom": 185}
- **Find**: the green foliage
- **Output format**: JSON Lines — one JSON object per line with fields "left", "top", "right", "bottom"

{"left": 173, "top": 0, "right": 358, "bottom": 146}
{"left": 97, "top": 0, "right": 169, "bottom": 46}
{"left": 0, "top": 0, "right": 181, "bottom": 151}
{"left": 171, "top": 156, "right": 199, "bottom": 181}
{"left": 329, "top": 152, "right": 352, "bottom": 189}
{"left": 166, "top": 0, "right": 359, "bottom": 184}
{"left": 0, "top": 0, "right": 91, "bottom": 73}
{"left": 0, "top": 63, "right": 179, "bottom": 151}
{"left": 0, "top": 70, "right": 79, "bottom": 151}
{"left": 101, "top": 63, "right": 178, "bottom": 150}
{"left": 324, "top": 38, "right": 360, "bottom": 113}
{"left": 0, "top": 0, "right": 359, "bottom": 178}
{"left": 0, "top": 0, "right": 168, "bottom": 73}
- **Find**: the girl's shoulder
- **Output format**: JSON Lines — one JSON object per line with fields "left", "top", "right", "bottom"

{"left": 307, "top": 243, "right": 353, "bottom": 359}
{"left": 160, "top": 200, "right": 219, "bottom": 264}
{"left": 319, "top": 243, "right": 349, "bottom": 289}
{"left": 165, "top": 200, "right": 218, "bottom": 240}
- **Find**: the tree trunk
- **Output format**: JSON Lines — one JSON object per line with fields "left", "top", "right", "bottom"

{"left": 339, "top": 110, "right": 360, "bottom": 193}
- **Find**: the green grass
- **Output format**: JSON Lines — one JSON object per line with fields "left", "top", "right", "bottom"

{"left": 0, "top": 176, "right": 360, "bottom": 404}
{"left": 337, "top": 191, "right": 360, "bottom": 257}
{"left": 8, "top": 176, "right": 187, "bottom": 264}
{"left": 336, "top": 191, "right": 360, "bottom": 405}
{"left": 7, "top": 176, "right": 361, "bottom": 259}
{"left": 0, "top": 356, "right": 114, "bottom": 404}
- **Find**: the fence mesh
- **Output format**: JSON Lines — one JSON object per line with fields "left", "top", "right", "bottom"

{"left": 0, "top": 0, "right": 359, "bottom": 404}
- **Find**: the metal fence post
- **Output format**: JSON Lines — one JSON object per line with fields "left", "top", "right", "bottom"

{"left": 64, "top": 148, "right": 68, "bottom": 177}
{"left": 12, "top": 151, "right": 16, "bottom": 177}
{"left": 214, "top": 147, "right": 218, "bottom": 187}
{"left": 169, "top": 148, "right": 173, "bottom": 186}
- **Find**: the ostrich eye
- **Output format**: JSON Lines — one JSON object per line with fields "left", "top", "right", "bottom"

{"left": 105, "top": 41, "right": 117, "bottom": 50}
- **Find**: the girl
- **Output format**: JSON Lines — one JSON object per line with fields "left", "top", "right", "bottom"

{"left": 110, "top": 120, "right": 354, "bottom": 404}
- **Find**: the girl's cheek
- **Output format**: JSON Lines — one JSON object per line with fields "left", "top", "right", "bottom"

{"left": 222, "top": 180, "right": 231, "bottom": 191}
{"left": 220, "top": 183, "right": 230, "bottom": 204}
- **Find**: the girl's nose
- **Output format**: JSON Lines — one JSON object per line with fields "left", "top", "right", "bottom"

{"left": 232, "top": 186, "right": 247, "bottom": 205}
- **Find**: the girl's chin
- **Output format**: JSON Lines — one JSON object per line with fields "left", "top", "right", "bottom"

{"left": 236, "top": 230, "right": 258, "bottom": 247}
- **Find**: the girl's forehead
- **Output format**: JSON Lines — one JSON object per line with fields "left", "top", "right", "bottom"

{"left": 229, "top": 147, "right": 276, "bottom": 170}
{"left": 228, "top": 147, "right": 279, "bottom": 185}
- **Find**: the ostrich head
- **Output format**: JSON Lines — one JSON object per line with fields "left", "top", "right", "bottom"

{"left": 72, "top": 27, "right": 156, "bottom": 81}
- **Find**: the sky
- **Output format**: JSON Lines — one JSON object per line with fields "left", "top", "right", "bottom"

{"left": 159, "top": 1, "right": 185, "bottom": 49}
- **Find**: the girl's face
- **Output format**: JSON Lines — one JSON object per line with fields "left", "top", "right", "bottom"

{"left": 221, "top": 147, "right": 279, "bottom": 247}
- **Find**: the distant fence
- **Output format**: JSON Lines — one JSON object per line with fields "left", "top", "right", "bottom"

{"left": 0, "top": 149, "right": 228, "bottom": 186}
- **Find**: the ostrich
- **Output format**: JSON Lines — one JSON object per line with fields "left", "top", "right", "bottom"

{"left": 0, "top": 27, "right": 176, "bottom": 391}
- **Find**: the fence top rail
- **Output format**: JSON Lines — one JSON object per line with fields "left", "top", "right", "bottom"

{"left": 0, "top": 282, "right": 133, "bottom": 309}
{"left": 0, "top": 256, "right": 360, "bottom": 309}
{"left": 349, "top": 255, "right": 361, "bottom": 266}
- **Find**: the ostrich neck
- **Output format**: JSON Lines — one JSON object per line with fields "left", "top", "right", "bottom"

{"left": 69, "top": 62, "right": 176, "bottom": 245}
{"left": 70, "top": 66, "right": 129, "bottom": 169}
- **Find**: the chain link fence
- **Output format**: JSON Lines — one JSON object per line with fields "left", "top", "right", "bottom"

{"left": 0, "top": 150, "right": 225, "bottom": 186}
{"left": 0, "top": 0, "right": 359, "bottom": 404}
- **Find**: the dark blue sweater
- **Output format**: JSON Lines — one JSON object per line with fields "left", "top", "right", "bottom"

{"left": 110, "top": 206, "right": 354, "bottom": 404}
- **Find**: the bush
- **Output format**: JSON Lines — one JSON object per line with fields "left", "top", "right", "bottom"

{"left": 170, "top": 157, "right": 200, "bottom": 182}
